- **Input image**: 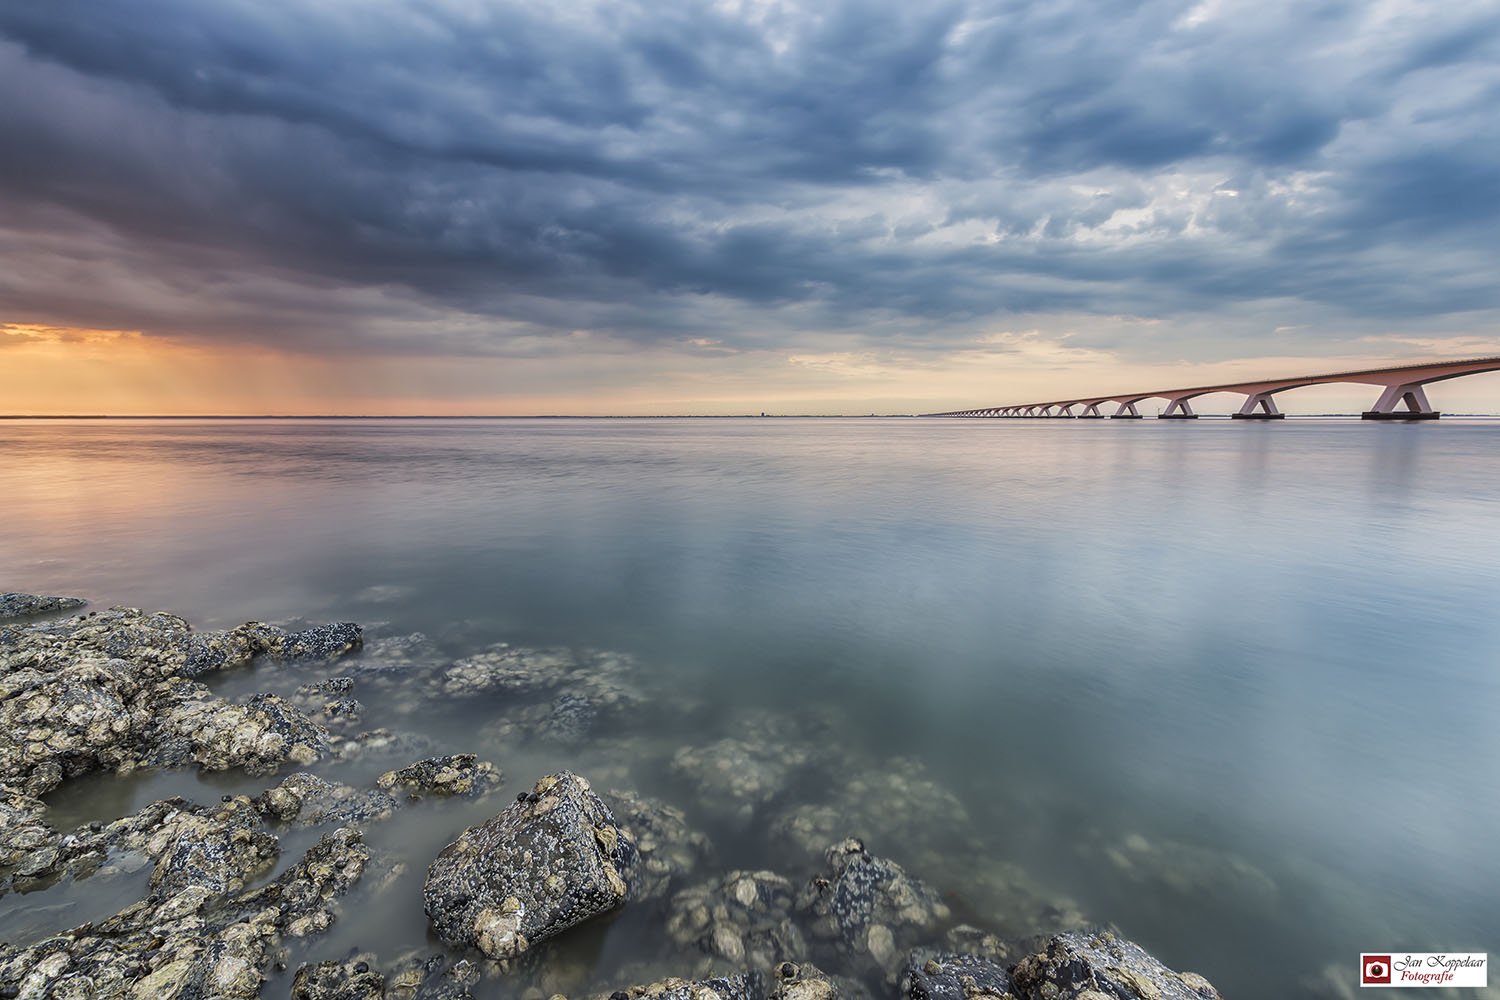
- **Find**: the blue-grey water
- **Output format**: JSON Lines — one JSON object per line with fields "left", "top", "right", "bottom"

{"left": 3, "top": 417, "right": 1499, "bottom": 998}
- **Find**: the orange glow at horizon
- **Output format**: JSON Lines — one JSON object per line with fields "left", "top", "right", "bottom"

{"left": 7, "top": 322, "right": 1500, "bottom": 416}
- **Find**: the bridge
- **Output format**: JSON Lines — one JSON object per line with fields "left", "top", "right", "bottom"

{"left": 923, "top": 356, "right": 1500, "bottom": 420}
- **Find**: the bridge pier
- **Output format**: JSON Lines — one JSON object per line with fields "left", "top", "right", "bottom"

{"left": 1363, "top": 383, "right": 1439, "bottom": 420}
{"left": 1159, "top": 397, "right": 1198, "bottom": 419}
{"left": 1112, "top": 400, "right": 1143, "bottom": 419}
{"left": 1077, "top": 402, "right": 1105, "bottom": 418}
{"left": 1233, "top": 391, "right": 1285, "bottom": 419}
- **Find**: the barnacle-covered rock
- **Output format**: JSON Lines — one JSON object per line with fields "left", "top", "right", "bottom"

{"left": 378, "top": 754, "right": 501, "bottom": 800}
{"left": 797, "top": 839, "right": 951, "bottom": 983}
{"left": 1008, "top": 929, "right": 1222, "bottom": 1000}
{"left": 0, "top": 827, "right": 368, "bottom": 998}
{"left": 422, "top": 771, "right": 637, "bottom": 960}
{"left": 0, "top": 593, "right": 87, "bottom": 620}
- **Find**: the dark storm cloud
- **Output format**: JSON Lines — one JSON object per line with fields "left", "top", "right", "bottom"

{"left": 1, "top": 0, "right": 1497, "bottom": 360}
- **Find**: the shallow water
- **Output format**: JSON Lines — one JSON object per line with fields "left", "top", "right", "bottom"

{"left": 3, "top": 416, "right": 1500, "bottom": 997}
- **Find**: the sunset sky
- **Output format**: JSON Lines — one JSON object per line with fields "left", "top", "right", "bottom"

{"left": 3, "top": 0, "right": 1499, "bottom": 415}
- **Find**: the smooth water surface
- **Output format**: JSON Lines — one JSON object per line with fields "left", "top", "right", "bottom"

{"left": 3, "top": 417, "right": 1499, "bottom": 998}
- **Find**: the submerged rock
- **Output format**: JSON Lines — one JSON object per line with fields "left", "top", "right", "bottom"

{"left": 1082, "top": 829, "right": 1278, "bottom": 909}
{"left": 767, "top": 758, "right": 974, "bottom": 870}
{"left": 378, "top": 754, "right": 501, "bottom": 800}
{"left": 667, "top": 870, "right": 807, "bottom": 976}
{"left": 798, "top": 839, "right": 951, "bottom": 983}
{"left": 0, "top": 592, "right": 87, "bottom": 620}
{"left": 331, "top": 727, "right": 439, "bottom": 762}
{"left": 254, "top": 772, "right": 400, "bottom": 827}
{"left": 605, "top": 789, "right": 714, "bottom": 902}
{"left": 422, "top": 770, "right": 637, "bottom": 960}
{"left": 670, "top": 738, "right": 810, "bottom": 822}
{"left": 1008, "top": 930, "right": 1221, "bottom": 1000}
{"left": 0, "top": 827, "right": 368, "bottom": 998}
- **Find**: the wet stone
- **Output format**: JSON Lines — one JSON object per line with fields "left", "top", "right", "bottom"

{"left": 771, "top": 962, "right": 868, "bottom": 1000}
{"left": 901, "top": 950, "right": 1013, "bottom": 1000}
{"left": 149, "top": 690, "right": 331, "bottom": 775}
{"left": 254, "top": 773, "right": 400, "bottom": 827}
{"left": 422, "top": 770, "right": 637, "bottom": 961}
{"left": 1008, "top": 929, "right": 1222, "bottom": 1000}
{"left": 607, "top": 972, "right": 766, "bottom": 1000}
{"left": 308, "top": 957, "right": 476, "bottom": 1000}
{"left": 0, "top": 608, "right": 347, "bottom": 796}
{"left": 6, "top": 796, "right": 271, "bottom": 895}
{"left": 797, "top": 840, "right": 952, "bottom": 984}
{"left": 604, "top": 789, "right": 713, "bottom": 902}
{"left": 0, "top": 783, "right": 56, "bottom": 870}
{"left": 280, "top": 622, "right": 365, "bottom": 662}
{"left": 667, "top": 870, "right": 806, "bottom": 976}
{"left": 0, "top": 828, "right": 368, "bottom": 999}
{"left": 0, "top": 593, "right": 87, "bottom": 620}
{"left": 377, "top": 754, "right": 501, "bottom": 800}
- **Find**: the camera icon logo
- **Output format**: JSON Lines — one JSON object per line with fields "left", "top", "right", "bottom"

{"left": 1362, "top": 955, "right": 1392, "bottom": 985}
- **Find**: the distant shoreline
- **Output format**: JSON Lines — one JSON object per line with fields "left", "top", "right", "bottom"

{"left": 3, "top": 413, "right": 1499, "bottom": 420}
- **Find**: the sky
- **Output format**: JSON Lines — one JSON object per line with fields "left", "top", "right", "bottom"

{"left": 2, "top": 0, "right": 1499, "bottom": 415}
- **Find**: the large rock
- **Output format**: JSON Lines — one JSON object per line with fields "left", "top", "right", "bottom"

{"left": 0, "top": 593, "right": 86, "bottom": 620}
{"left": 422, "top": 771, "right": 637, "bottom": 960}
{"left": 798, "top": 839, "right": 951, "bottom": 983}
{"left": 1008, "top": 930, "right": 1222, "bottom": 1000}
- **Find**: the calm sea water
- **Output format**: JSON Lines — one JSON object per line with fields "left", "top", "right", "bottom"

{"left": 3, "top": 417, "right": 1499, "bottom": 998}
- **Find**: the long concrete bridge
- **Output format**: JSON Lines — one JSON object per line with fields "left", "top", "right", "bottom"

{"left": 924, "top": 356, "right": 1500, "bottom": 420}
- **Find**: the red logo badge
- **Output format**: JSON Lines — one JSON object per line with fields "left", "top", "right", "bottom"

{"left": 1363, "top": 955, "right": 1393, "bottom": 985}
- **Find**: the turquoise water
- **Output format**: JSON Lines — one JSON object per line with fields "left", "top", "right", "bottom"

{"left": 3, "top": 417, "right": 1499, "bottom": 997}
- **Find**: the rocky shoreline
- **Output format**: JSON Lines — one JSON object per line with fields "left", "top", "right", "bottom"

{"left": 0, "top": 592, "right": 1223, "bottom": 1000}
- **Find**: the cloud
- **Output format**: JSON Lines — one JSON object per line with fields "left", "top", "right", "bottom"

{"left": 0, "top": 0, "right": 1497, "bottom": 374}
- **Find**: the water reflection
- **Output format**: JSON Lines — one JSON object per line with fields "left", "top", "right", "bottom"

{"left": 2, "top": 417, "right": 1499, "bottom": 997}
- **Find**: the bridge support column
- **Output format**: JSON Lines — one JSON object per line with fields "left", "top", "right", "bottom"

{"left": 1077, "top": 403, "right": 1104, "bottom": 418}
{"left": 1363, "top": 383, "right": 1439, "bottom": 420}
{"left": 1112, "top": 401, "right": 1143, "bottom": 419}
{"left": 1233, "top": 391, "right": 1285, "bottom": 419}
{"left": 1160, "top": 398, "right": 1198, "bottom": 419}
